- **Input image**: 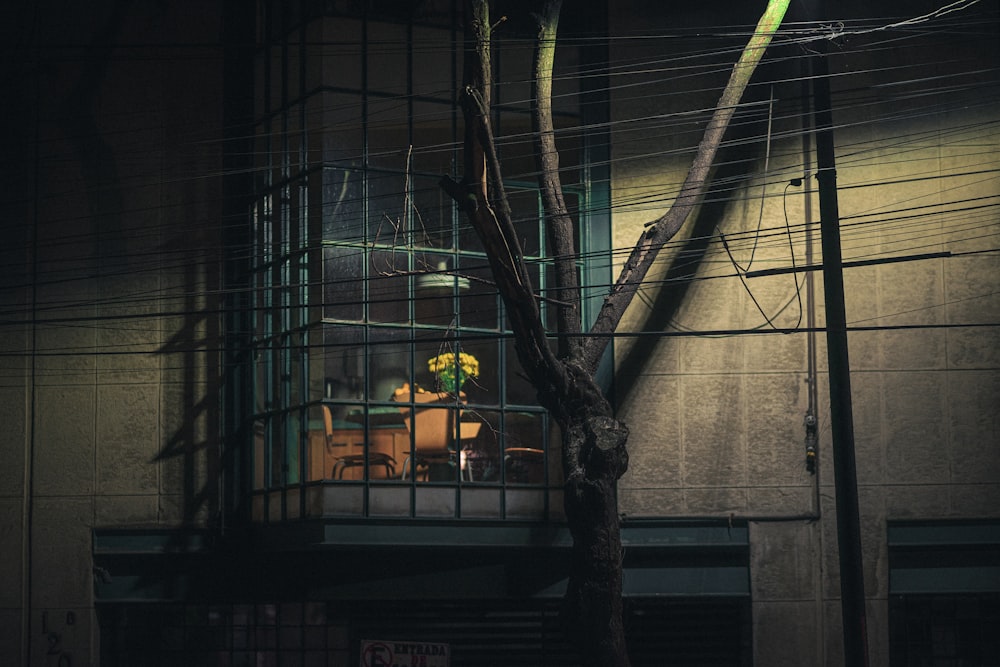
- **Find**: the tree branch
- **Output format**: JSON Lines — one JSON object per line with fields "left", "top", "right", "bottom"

{"left": 581, "top": 0, "right": 791, "bottom": 373}
{"left": 532, "top": 0, "right": 583, "bottom": 361}
{"left": 441, "top": 0, "right": 567, "bottom": 400}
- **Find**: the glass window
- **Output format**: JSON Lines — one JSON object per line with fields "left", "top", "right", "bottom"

{"left": 249, "top": 0, "right": 606, "bottom": 521}
{"left": 888, "top": 521, "right": 1000, "bottom": 665}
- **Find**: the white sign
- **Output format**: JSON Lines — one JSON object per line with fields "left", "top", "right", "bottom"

{"left": 360, "top": 640, "right": 450, "bottom": 667}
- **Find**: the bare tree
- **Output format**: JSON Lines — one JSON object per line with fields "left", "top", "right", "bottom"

{"left": 441, "top": 1, "right": 791, "bottom": 663}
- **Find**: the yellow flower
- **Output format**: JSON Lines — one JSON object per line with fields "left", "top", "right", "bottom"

{"left": 427, "top": 351, "right": 480, "bottom": 393}
{"left": 457, "top": 352, "right": 479, "bottom": 377}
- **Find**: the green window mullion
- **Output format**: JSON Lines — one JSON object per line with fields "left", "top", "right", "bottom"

{"left": 296, "top": 183, "right": 310, "bottom": 496}
{"left": 266, "top": 343, "right": 278, "bottom": 488}
{"left": 361, "top": 13, "right": 369, "bottom": 171}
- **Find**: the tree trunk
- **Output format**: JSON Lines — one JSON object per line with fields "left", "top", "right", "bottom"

{"left": 560, "top": 407, "right": 630, "bottom": 666}
{"left": 442, "top": 2, "right": 791, "bottom": 664}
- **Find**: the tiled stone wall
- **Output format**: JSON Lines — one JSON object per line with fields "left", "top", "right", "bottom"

{"left": 610, "top": 2, "right": 1000, "bottom": 664}
{"left": 0, "top": 3, "right": 228, "bottom": 664}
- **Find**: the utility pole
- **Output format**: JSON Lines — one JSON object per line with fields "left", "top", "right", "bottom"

{"left": 812, "top": 39, "right": 871, "bottom": 667}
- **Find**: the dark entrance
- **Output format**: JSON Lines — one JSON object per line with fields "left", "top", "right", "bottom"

{"left": 99, "top": 597, "right": 751, "bottom": 667}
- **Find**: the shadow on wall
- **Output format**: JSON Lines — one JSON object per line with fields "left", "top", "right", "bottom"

{"left": 152, "top": 182, "right": 223, "bottom": 535}
{"left": 613, "top": 35, "right": 806, "bottom": 406}
{"left": 611, "top": 21, "right": 818, "bottom": 408}
{"left": 615, "top": 132, "right": 768, "bottom": 406}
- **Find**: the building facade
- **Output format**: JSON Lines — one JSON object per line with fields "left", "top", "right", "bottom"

{"left": 1, "top": 1, "right": 997, "bottom": 665}
{"left": 609, "top": 2, "right": 1000, "bottom": 663}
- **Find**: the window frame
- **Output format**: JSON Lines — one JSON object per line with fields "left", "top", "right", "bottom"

{"left": 247, "top": 0, "right": 609, "bottom": 522}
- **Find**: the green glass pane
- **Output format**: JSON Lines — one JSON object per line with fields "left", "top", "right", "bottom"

{"left": 368, "top": 250, "right": 410, "bottom": 324}
{"left": 321, "top": 166, "right": 364, "bottom": 241}
{"left": 322, "top": 245, "right": 363, "bottom": 321}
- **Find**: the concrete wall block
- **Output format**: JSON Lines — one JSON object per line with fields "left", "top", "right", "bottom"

{"left": 619, "top": 374, "right": 681, "bottom": 488}
{"left": 734, "top": 274, "right": 803, "bottom": 331}
{"left": 160, "top": 382, "right": 211, "bottom": 442}
{"left": 883, "top": 372, "right": 949, "bottom": 484}
{"left": 947, "top": 371, "right": 1000, "bottom": 484}
{"left": 881, "top": 328, "right": 947, "bottom": 371}
{"left": 614, "top": 270, "right": 677, "bottom": 366}
{"left": 677, "top": 335, "right": 744, "bottom": 375}
{"left": 884, "top": 484, "right": 950, "bottom": 519}
{"left": 33, "top": 386, "right": 95, "bottom": 496}
{"left": 159, "top": 493, "right": 211, "bottom": 525}
{"left": 617, "top": 333, "right": 681, "bottom": 378}
{"left": 681, "top": 375, "right": 746, "bottom": 486}
{"left": 746, "top": 373, "right": 807, "bottom": 487}
{"left": 846, "top": 327, "right": 881, "bottom": 373}
{"left": 851, "top": 372, "right": 885, "bottom": 486}
{"left": 95, "top": 495, "right": 159, "bottom": 526}
{"left": 158, "top": 339, "right": 214, "bottom": 386}
{"left": 947, "top": 327, "right": 1000, "bottom": 370}
{"left": 618, "top": 488, "right": 684, "bottom": 517}
{"left": 950, "top": 484, "right": 1000, "bottom": 517}
{"left": 31, "top": 498, "right": 93, "bottom": 609}
{"left": 674, "top": 275, "right": 745, "bottom": 329}
{"left": 159, "top": 444, "right": 214, "bottom": 505}
{"left": 822, "top": 600, "right": 845, "bottom": 667}
{"left": 619, "top": 365, "right": 682, "bottom": 411}
{"left": 878, "top": 262, "right": 945, "bottom": 326}
{"left": 945, "top": 256, "right": 1000, "bottom": 368}
{"left": 0, "top": 609, "right": 23, "bottom": 666}
{"left": 158, "top": 288, "right": 222, "bottom": 386}
{"left": 0, "top": 387, "right": 27, "bottom": 495}
{"left": 866, "top": 596, "right": 890, "bottom": 667}
{"left": 753, "top": 602, "right": 821, "bottom": 666}
{"left": 95, "top": 323, "right": 161, "bottom": 385}
{"left": 813, "top": 379, "right": 836, "bottom": 475}
{"left": 750, "top": 521, "right": 821, "bottom": 601}
{"left": 33, "top": 299, "right": 98, "bottom": 387}
{"left": 844, "top": 267, "right": 881, "bottom": 341}
{"left": 97, "top": 383, "right": 160, "bottom": 495}
{"left": 0, "top": 327, "right": 28, "bottom": 375}
{"left": 817, "top": 491, "right": 889, "bottom": 650}
{"left": 747, "top": 486, "right": 816, "bottom": 516}
{"left": 819, "top": 491, "right": 842, "bottom": 600}
{"left": 683, "top": 487, "right": 747, "bottom": 514}
{"left": 858, "top": 487, "right": 888, "bottom": 599}
{"left": 944, "top": 256, "right": 1000, "bottom": 320}
{"left": 743, "top": 332, "right": 806, "bottom": 372}
{"left": 0, "top": 499, "right": 23, "bottom": 607}
{"left": 159, "top": 381, "right": 215, "bottom": 496}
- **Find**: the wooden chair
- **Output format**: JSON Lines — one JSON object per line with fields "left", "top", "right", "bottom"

{"left": 322, "top": 405, "right": 396, "bottom": 479}
{"left": 392, "top": 383, "right": 481, "bottom": 481}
